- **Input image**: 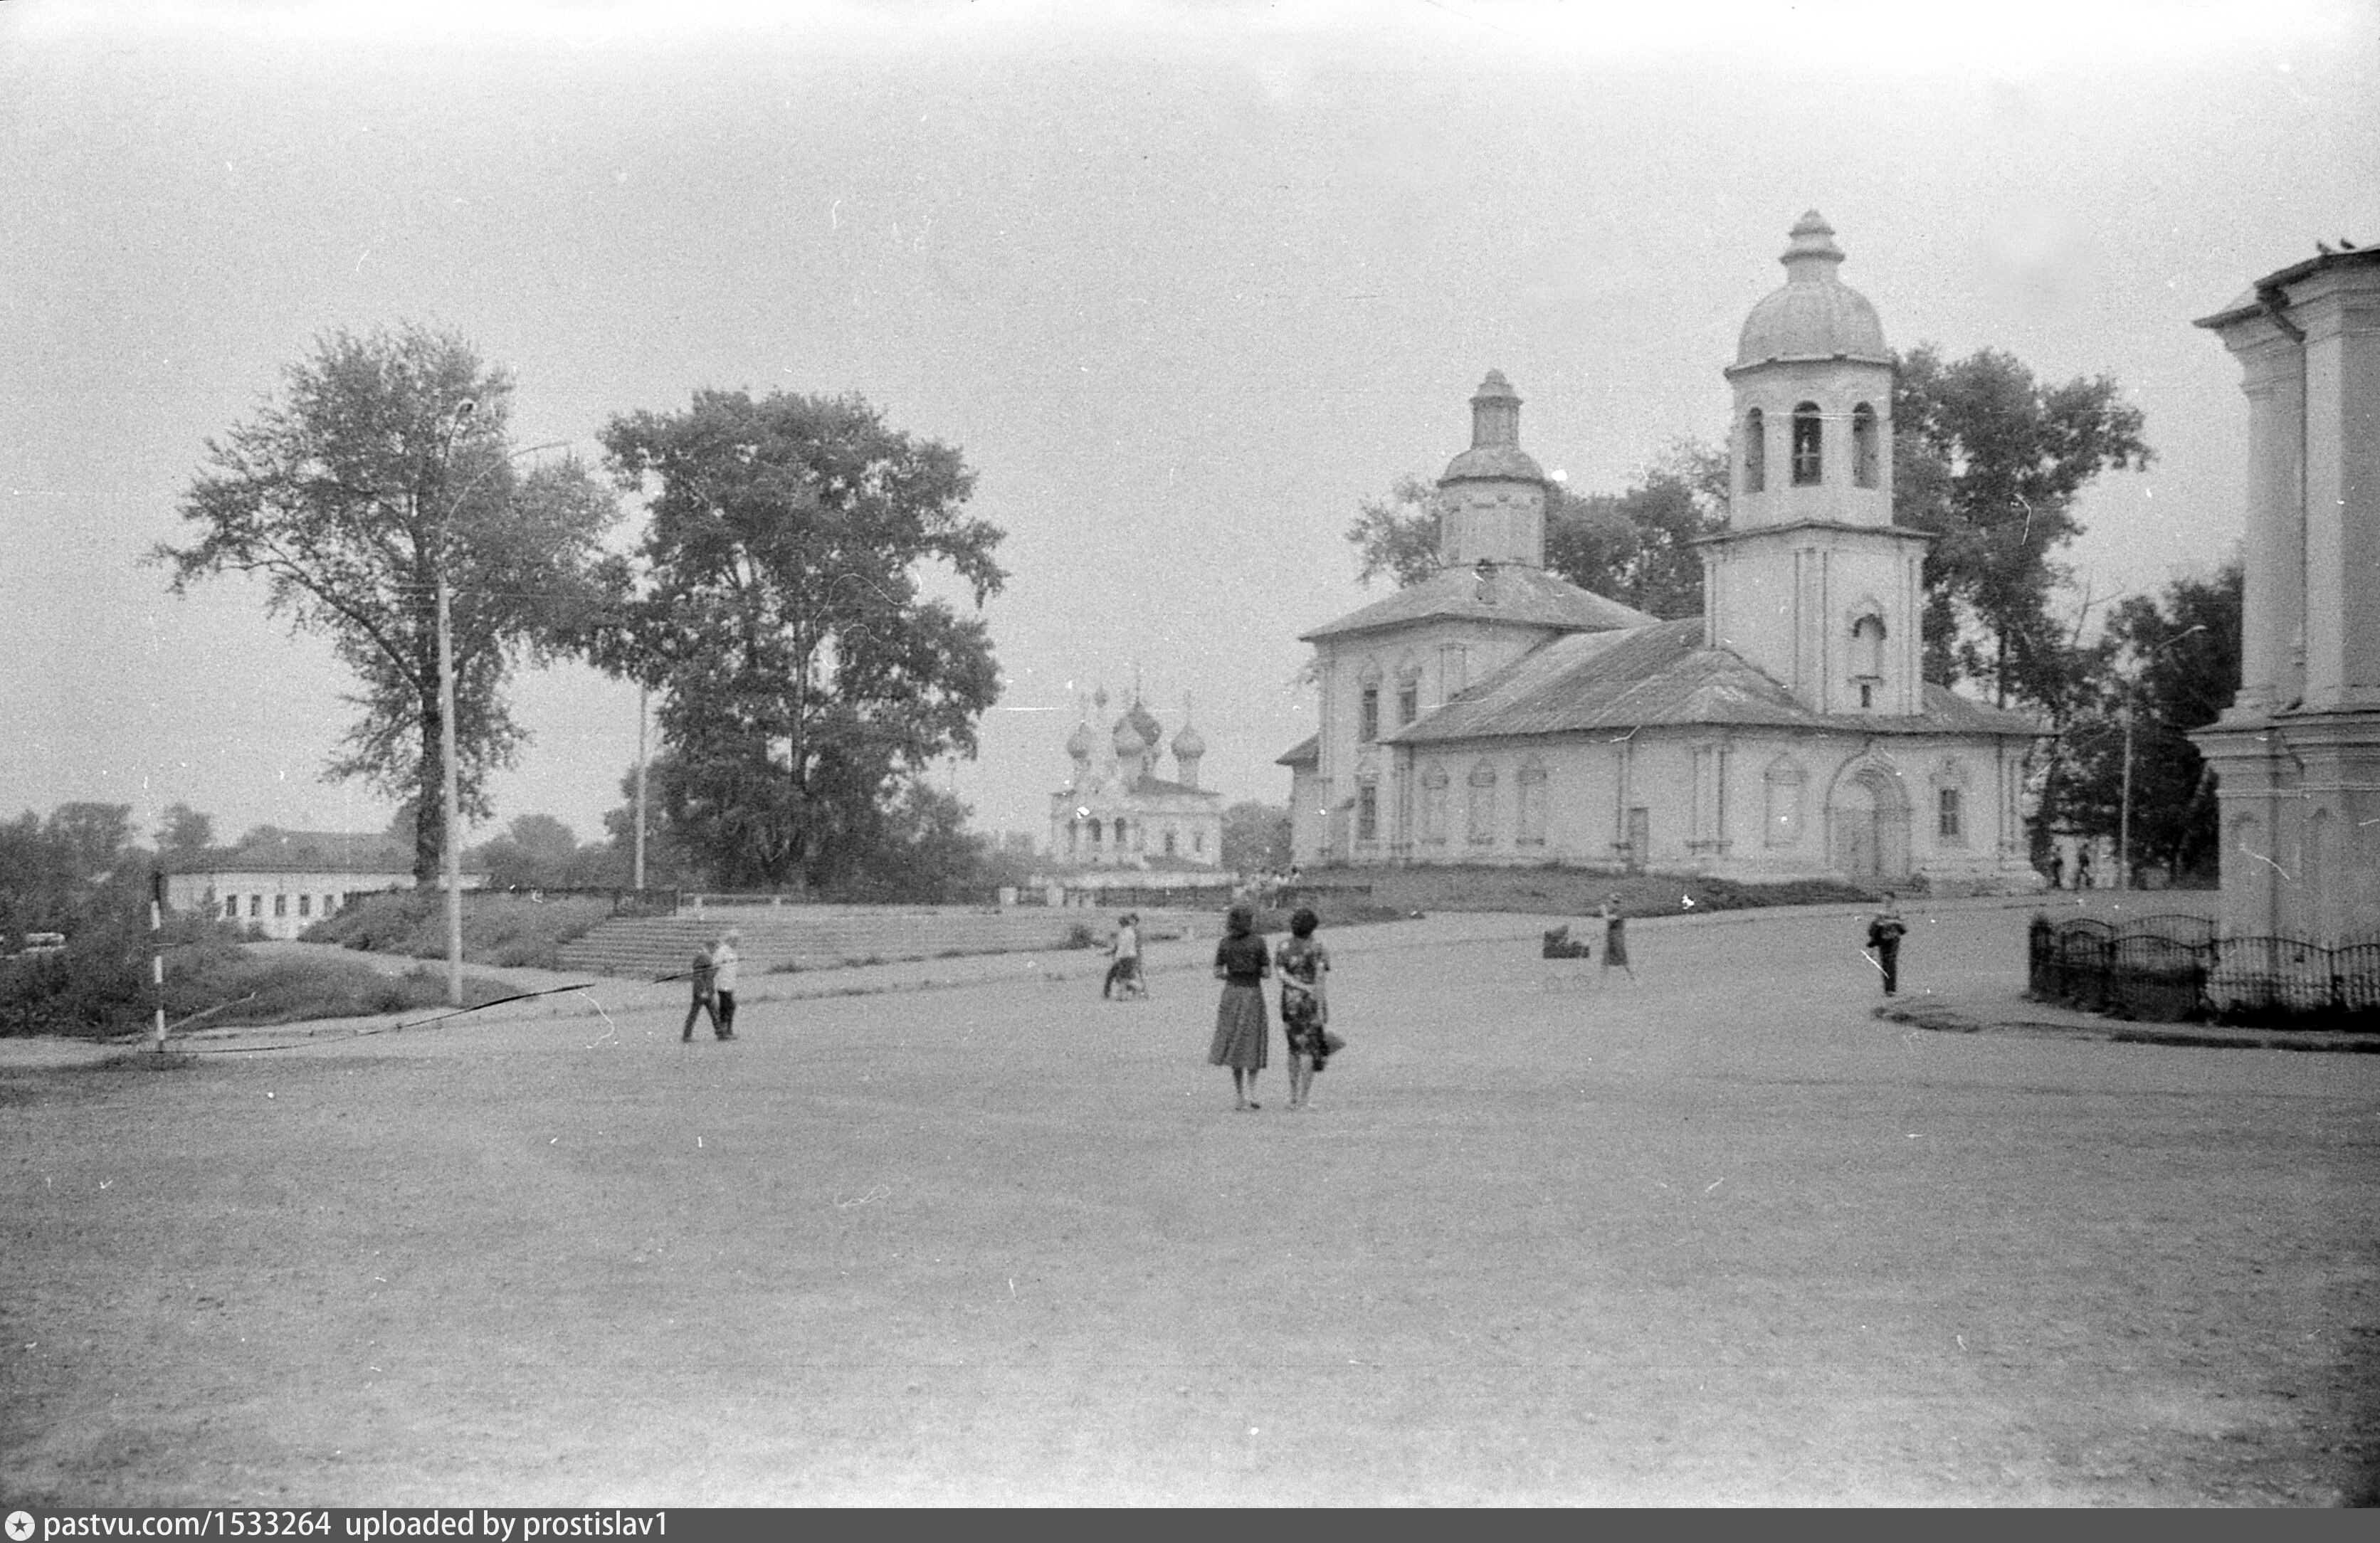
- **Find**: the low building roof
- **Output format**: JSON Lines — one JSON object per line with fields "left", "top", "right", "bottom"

{"left": 1300, "top": 563, "right": 1661, "bottom": 643}
{"left": 1275, "top": 733, "right": 1320, "bottom": 768}
{"left": 1381, "top": 618, "right": 2044, "bottom": 744}
{"left": 169, "top": 830, "right": 485, "bottom": 875}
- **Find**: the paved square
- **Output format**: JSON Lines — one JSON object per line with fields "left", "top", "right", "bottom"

{"left": 4, "top": 902, "right": 2375, "bottom": 1504}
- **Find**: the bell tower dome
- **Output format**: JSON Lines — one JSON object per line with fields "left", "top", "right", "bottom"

{"left": 1702, "top": 214, "right": 1930, "bottom": 717}
{"left": 1436, "top": 370, "right": 1547, "bottom": 569}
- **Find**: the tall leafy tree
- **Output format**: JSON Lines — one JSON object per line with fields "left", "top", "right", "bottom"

{"left": 1892, "top": 344, "right": 2153, "bottom": 707}
{"left": 592, "top": 389, "right": 1006, "bottom": 892}
{"left": 154, "top": 804, "right": 215, "bottom": 860}
{"left": 2048, "top": 560, "right": 2242, "bottom": 883}
{"left": 155, "top": 324, "right": 619, "bottom": 883}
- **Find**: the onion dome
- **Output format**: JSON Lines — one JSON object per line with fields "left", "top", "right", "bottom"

{"left": 1065, "top": 719, "right": 1094, "bottom": 759}
{"left": 1735, "top": 211, "right": 1889, "bottom": 367}
{"left": 1171, "top": 721, "right": 1206, "bottom": 761}
{"left": 1439, "top": 369, "right": 1545, "bottom": 485}
{"left": 1125, "top": 697, "right": 1163, "bottom": 752}
{"left": 1111, "top": 719, "right": 1147, "bottom": 757}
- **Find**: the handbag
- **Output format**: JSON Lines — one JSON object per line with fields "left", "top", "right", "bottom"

{"left": 1320, "top": 1028, "right": 1347, "bottom": 1055}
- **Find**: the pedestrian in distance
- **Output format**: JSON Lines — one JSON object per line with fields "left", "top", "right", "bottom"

{"left": 1208, "top": 905, "right": 1271, "bottom": 1110}
{"left": 711, "top": 928, "right": 741, "bottom": 1038}
{"left": 1103, "top": 912, "right": 1145, "bottom": 999}
{"left": 2046, "top": 849, "right": 2065, "bottom": 892}
{"left": 1865, "top": 895, "right": 1907, "bottom": 996}
{"left": 1275, "top": 907, "right": 1333, "bottom": 1111}
{"left": 681, "top": 938, "right": 719, "bottom": 1042}
{"left": 1598, "top": 897, "right": 1636, "bottom": 985}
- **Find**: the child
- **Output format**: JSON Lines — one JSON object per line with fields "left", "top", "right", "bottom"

{"left": 1275, "top": 907, "right": 1332, "bottom": 1111}
{"left": 1598, "top": 897, "right": 1636, "bottom": 985}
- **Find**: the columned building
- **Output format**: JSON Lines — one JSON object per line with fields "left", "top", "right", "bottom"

{"left": 1283, "top": 214, "right": 2041, "bottom": 890}
{"left": 2191, "top": 245, "right": 2380, "bottom": 944}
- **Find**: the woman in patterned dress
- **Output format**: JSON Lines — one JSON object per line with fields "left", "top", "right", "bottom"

{"left": 1208, "top": 905, "right": 1272, "bottom": 1110}
{"left": 1274, "top": 907, "right": 1332, "bottom": 1111}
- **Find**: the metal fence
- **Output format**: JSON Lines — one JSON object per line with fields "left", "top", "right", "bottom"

{"left": 2028, "top": 913, "right": 2380, "bottom": 1027}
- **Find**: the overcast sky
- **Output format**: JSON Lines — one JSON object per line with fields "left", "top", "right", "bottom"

{"left": 3, "top": 1, "right": 2374, "bottom": 858}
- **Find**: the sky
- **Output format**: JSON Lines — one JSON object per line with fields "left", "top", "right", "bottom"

{"left": 3, "top": 0, "right": 2376, "bottom": 860}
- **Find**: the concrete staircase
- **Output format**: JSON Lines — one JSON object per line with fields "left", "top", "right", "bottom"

{"left": 555, "top": 905, "right": 1174, "bottom": 980}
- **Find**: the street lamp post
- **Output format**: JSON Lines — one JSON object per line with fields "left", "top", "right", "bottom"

{"left": 434, "top": 409, "right": 569, "bottom": 1006}
{"left": 2115, "top": 623, "right": 2208, "bottom": 891}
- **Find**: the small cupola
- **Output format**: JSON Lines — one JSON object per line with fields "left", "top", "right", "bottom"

{"left": 1436, "top": 370, "right": 1549, "bottom": 570}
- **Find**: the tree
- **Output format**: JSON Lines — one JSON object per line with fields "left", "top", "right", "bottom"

{"left": 154, "top": 324, "right": 620, "bottom": 884}
{"left": 1221, "top": 801, "right": 1292, "bottom": 873}
{"left": 1892, "top": 344, "right": 2154, "bottom": 707}
{"left": 1347, "top": 443, "right": 1725, "bottom": 618}
{"left": 155, "top": 804, "right": 215, "bottom": 860}
{"left": 591, "top": 389, "right": 1006, "bottom": 892}
{"left": 468, "top": 813, "right": 599, "bottom": 890}
{"left": 2047, "top": 560, "right": 2241, "bottom": 883}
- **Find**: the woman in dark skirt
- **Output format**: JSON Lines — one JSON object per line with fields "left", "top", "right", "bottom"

{"left": 1209, "top": 905, "right": 1272, "bottom": 1110}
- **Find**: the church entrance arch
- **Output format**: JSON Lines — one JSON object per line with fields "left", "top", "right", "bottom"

{"left": 1825, "top": 758, "right": 1911, "bottom": 882}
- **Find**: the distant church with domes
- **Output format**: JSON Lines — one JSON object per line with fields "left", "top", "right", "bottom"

{"left": 1279, "top": 213, "right": 2042, "bottom": 890}
{"left": 1051, "top": 686, "right": 1225, "bottom": 869}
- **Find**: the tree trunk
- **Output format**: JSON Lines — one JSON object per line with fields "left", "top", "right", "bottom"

{"left": 415, "top": 683, "right": 444, "bottom": 886}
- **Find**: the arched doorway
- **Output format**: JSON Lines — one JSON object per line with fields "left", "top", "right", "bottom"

{"left": 1828, "top": 761, "right": 1911, "bottom": 881}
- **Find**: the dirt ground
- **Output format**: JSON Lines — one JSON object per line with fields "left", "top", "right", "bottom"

{"left": 4, "top": 902, "right": 2375, "bottom": 1506}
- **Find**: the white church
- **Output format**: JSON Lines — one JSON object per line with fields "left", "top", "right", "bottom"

{"left": 1280, "top": 213, "right": 2042, "bottom": 890}
{"left": 1048, "top": 687, "right": 1226, "bottom": 870}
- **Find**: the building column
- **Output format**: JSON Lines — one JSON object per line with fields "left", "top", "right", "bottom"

{"left": 2219, "top": 320, "right": 2307, "bottom": 720}
{"left": 2295, "top": 267, "right": 2380, "bottom": 711}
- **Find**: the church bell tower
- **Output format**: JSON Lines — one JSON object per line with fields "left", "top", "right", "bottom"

{"left": 1702, "top": 213, "right": 1930, "bottom": 717}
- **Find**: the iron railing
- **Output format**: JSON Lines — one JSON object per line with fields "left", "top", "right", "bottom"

{"left": 2028, "top": 913, "right": 2379, "bottom": 1027}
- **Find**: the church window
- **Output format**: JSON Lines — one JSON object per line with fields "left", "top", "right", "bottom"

{"left": 1851, "top": 613, "right": 1885, "bottom": 677}
{"left": 1088, "top": 821, "right": 1102, "bottom": 846}
{"left": 1193, "top": 829, "right": 1206, "bottom": 855}
{"left": 1112, "top": 818, "right": 1127, "bottom": 848}
{"left": 1466, "top": 762, "right": 1497, "bottom": 846}
{"left": 1398, "top": 680, "right": 1419, "bottom": 726}
{"left": 298, "top": 894, "right": 311, "bottom": 917}
{"left": 1743, "top": 408, "right": 1766, "bottom": 493}
{"left": 1421, "top": 767, "right": 1449, "bottom": 843}
{"left": 1359, "top": 684, "right": 1380, "bottom": 743}
{"left": 1164, "top": 830, "right": 1177, "bottom": 856}
{"left": 1932, "top": 759, "right": 1971, "bottom": 846}
{"left": 223, "top": 897, "right": 239, "bottom": 922}
{"left": 250, "top": 895, "right": 262, "bottom": 917}
{"left": 1515, "top": 761, "right": 1549, "bottom": 846}
{"left": 274, "top": 894, "right": 287, "bottom": 917}
{"left": 1851, "top": 403, "right": 1880, "bottom": 488}
{"left": 1791, "top": 402, "right": 1822, "bottom": 485}
{"left": 1357, "top": 783, "right": 1379, "bottom": 843}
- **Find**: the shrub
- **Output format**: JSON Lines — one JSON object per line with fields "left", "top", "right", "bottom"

{"left": 305, "top": 892, "right": 614, "bottom": 969}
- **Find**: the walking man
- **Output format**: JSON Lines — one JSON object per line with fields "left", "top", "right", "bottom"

{"left": 1866, "top": 895, "right": 1907, "bottom": 996}
{"left": 681, "top": 937, "right": 718, "bottom": 1042}
{"left": 712, "top": 928, "right": 741, "bottom": 1039}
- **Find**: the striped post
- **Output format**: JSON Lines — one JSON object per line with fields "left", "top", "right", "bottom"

{"left": 150, "top": 868, "right": 167, "bottom": 1053}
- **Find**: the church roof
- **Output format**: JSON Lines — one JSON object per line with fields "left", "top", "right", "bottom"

{"left": 1381, "top": 618, "right": 2044, "bottom": 743}
{"left": 1734, "top": 211, "right": 1890, "bottom": 370}
{"left": 1275, "top": 733, "right": 1319, "bottom": 767}
{"left": 1300, "top": 562, "right": 1661, "bottom": 643}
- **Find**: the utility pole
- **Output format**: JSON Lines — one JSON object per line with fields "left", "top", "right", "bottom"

{"left": 634, "top": 682, "right": 649, "bottom": 891}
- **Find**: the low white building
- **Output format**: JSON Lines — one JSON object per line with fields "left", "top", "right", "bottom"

{"left": 165, "top": 830, "right": 485, "bottom": 941}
